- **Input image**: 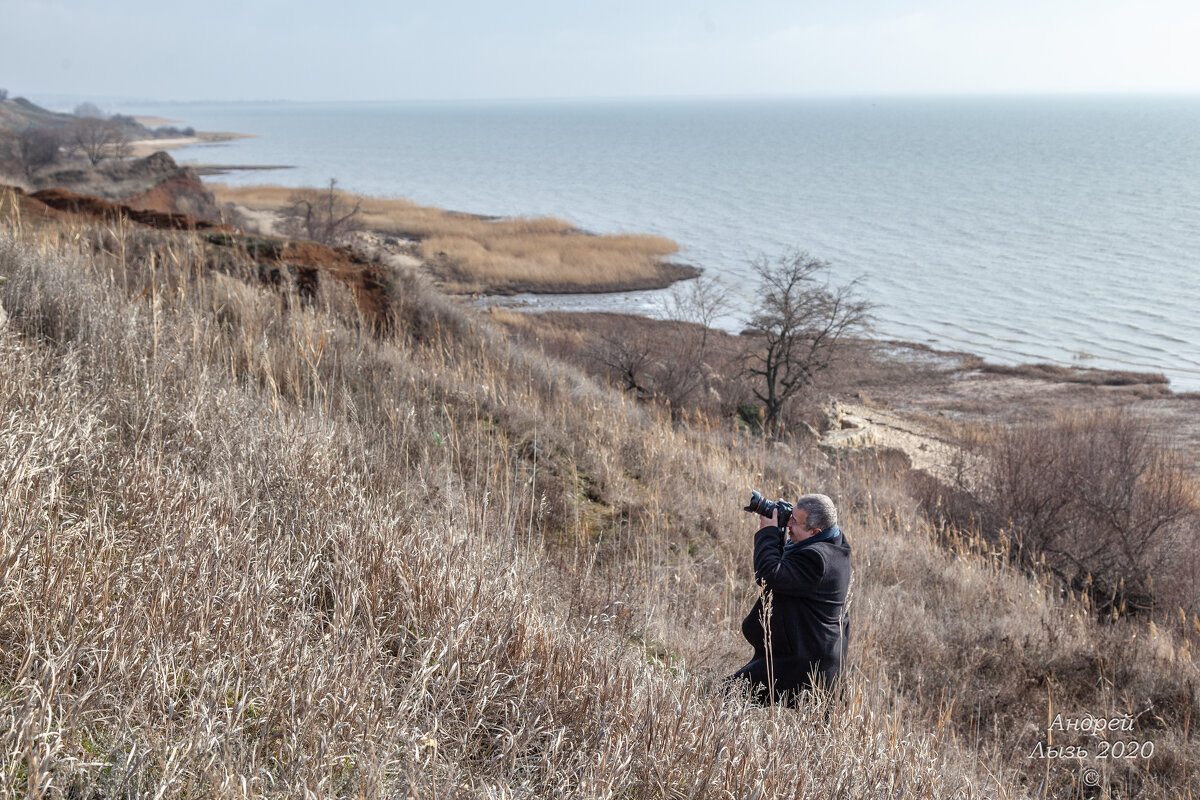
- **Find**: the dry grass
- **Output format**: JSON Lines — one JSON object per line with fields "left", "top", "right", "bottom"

{"left": 211, "top": 184, "right": 686, "bottom": 294}
{"left": 0, "top": 191, "right": 1197, "bottom": 797}
{"left": 980, "top": 362, "right": 1170, "bottom": 387}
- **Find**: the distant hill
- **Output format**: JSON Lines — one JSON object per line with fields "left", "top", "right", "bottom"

{"left": 0, "top": 96, "right": 78, "bottom": 131}
{"left": 0, "top": 96, "right": 160, "bottom": 143}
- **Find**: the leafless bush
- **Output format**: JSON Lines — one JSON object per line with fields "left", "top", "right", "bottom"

{"left": 69, "top": 118, "right": 130, "bottom": 165}
{"left": 13, "top": 128, "right": 60, "bottom": 177}
{"left": 588, "top": 326, "right": 654, "bottom": 399}
{"left": 152, "top": 124, "right": 195, "bottom": 138}
{"left": 281, "top": 178, "right": 363, "bottom": 245}
{"left": 943, "top": 410, "right": 1200, "bottom": 614}
{"left": 653, "top": 276, "right": 730, "bottom": 412}
{"left": 584, "top": 277, "right": 736, "bottom": 416}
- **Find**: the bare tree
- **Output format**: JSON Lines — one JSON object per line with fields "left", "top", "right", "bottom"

{"left": 0, "top": 89, "right": 9, "bottom": 102}
{"left": 16, "top": 128, "right": 60, "bottom": 177}
{"left": 70, "top": 118, "right": 129, "bottom": 164}
{"left": 282, "top": 179, "right": 363, "bottom": 245}
{"left": 653, "top": 275, "right": 730, "bottom": 411}
{"left": 662, "top": 274, "right": 729, "bottom": 352}
{"left": 588, "top": 329, "right": 654, "bottom": 400}
{"left": 742, "top": 251, "right": 872, "bottom": 435}
{"left": 582, "top": 277, "right": 735, "bottom": 417}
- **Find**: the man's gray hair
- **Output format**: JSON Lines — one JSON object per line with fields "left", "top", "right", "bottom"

{"left": 795, "top": 493, "right": 837, "bottom": 532}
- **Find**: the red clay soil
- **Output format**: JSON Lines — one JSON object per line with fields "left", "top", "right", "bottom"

{"left": 271, "top": 241, "right": 393, "bottom": 331}
{"left": 29, "top": 187, "right": 226, "bottom": 231}
{"left": 123, "top": 171, "right": 220, "bottom": 220}
{"left": 2, "top": 186, "right": 77, "bottom": 223}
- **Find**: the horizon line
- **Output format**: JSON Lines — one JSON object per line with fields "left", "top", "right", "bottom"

{"left": 19, "top": 89, "right": 1200, "bottom": 109}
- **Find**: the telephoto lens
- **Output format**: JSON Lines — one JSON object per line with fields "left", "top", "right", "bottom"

{"left": 743, "top": 490, "right": 776, "bottom": 517}
{"left": 743, "top": 491, "right": 794, "bottom": 529}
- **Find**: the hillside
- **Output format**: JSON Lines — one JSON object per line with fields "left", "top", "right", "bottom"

{"left": 0, "top": 187, "right": 1197, "bottom": 798}
{"left": 0, "top": 96, "right": 220, "bottom": 219}
{"left": 1, "top": 148, "right": 220, "bottom": 219}
{"left": 0, "top": 96, "right": 164, "bottom": 137}
{"left": 0, "top": 96, "right": 79, "bottom": 131}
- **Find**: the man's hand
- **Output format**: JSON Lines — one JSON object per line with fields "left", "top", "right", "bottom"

{"left": 760, "top": 507, "right": 778, "bottom": 528}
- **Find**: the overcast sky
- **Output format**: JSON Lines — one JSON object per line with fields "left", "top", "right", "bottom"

{"left": 3, "top": 0, "right": 1200, "bottom": 104}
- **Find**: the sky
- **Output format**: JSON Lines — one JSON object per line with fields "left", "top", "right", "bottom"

{"left": 3, "top": 0, "right": 1200, "bottom": 104}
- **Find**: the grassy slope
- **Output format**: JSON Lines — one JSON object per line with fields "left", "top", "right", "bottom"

{"left": 0, "top": 193, "right": 1196, "bottom": 798}
{"left": 0, "top": 97, "right": 77, "bottom": 132}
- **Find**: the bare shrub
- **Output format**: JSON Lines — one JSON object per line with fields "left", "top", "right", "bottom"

{"left": 69, "top": 118, "right": 130, "bottom": 164}
{"left": 14, "top": 128, "right": 60, "bottom": 177}
{"left": 961, "top": 409, "right": 1199, "bottom": 614}
{"left": 652, "top": 276, "right": 730, "bottom": 412}
{"left": 584, "top": 283, "right": 739, "bottom": 421}
{"left": 588, "top": 326, "right": 654, "bottom": 399}
{"left": 153, "top": 124, "right": 195, "bottom": 138}
{"left": 280, "top": 178, "right": 363, "bottom": 246}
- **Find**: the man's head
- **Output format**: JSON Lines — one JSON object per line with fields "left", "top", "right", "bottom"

{"left": 785, "top": 493, "right": 838, "bottom": 543}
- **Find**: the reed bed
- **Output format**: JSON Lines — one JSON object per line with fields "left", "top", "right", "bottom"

{"left": 211, "top": 184, "right": 681, "bottom": 294}
{"left": 0, "top": 197, "right": 1196, "bottom": 797}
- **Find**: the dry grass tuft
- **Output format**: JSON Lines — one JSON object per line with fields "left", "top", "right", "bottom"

{"left": 980, "top": 361, "right": 1170, "bottom": 387}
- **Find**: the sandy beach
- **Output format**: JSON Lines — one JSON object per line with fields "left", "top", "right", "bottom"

{"left": 131, "top": 115, "right": 183, "bottom": 127}
{"left": 127, "top": 130, "right": 256, "bottom": 158}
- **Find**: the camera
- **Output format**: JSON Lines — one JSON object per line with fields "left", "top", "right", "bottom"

{"left": 743, "top": 490, "right": 793, "bottom": 529}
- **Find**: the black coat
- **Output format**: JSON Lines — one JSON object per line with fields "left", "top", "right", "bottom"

{"left": 729, "top": 525, "right": 851, "bottom": 702}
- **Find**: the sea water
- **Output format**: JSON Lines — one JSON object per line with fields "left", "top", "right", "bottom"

{"left": 124, "top": 96, "right": 1200, "bottom": 389}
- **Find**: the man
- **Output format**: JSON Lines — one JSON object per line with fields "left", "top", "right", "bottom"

{"left": 726, "top": 493, "right": 851, "bottom": 706}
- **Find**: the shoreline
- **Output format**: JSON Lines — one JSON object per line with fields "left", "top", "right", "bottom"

{"left": 209, "top": 182, "right": 697, "bottom": 296}
{"left": 178, "top": 127, "right": 1190, "bottom": 395}
{"left": 122, "top": 101, "right": 1200, "bottom": 395}
{"left": 126, "top": 119, "right": 291, "bottom": 174}
{"left": 191, "top": 164, "right": 294, "bottom": 177}
{"left": 489, "top": 308, "right": 1200, "bottom": 480}
{"left": 207, "top": 176, "right": 1194, "bottom": 398}
{"left": 127, "top": 130, "right": 257, "bottom": 159}
{"left": 131, "top": 115, "right": 183, "bottom": 127}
